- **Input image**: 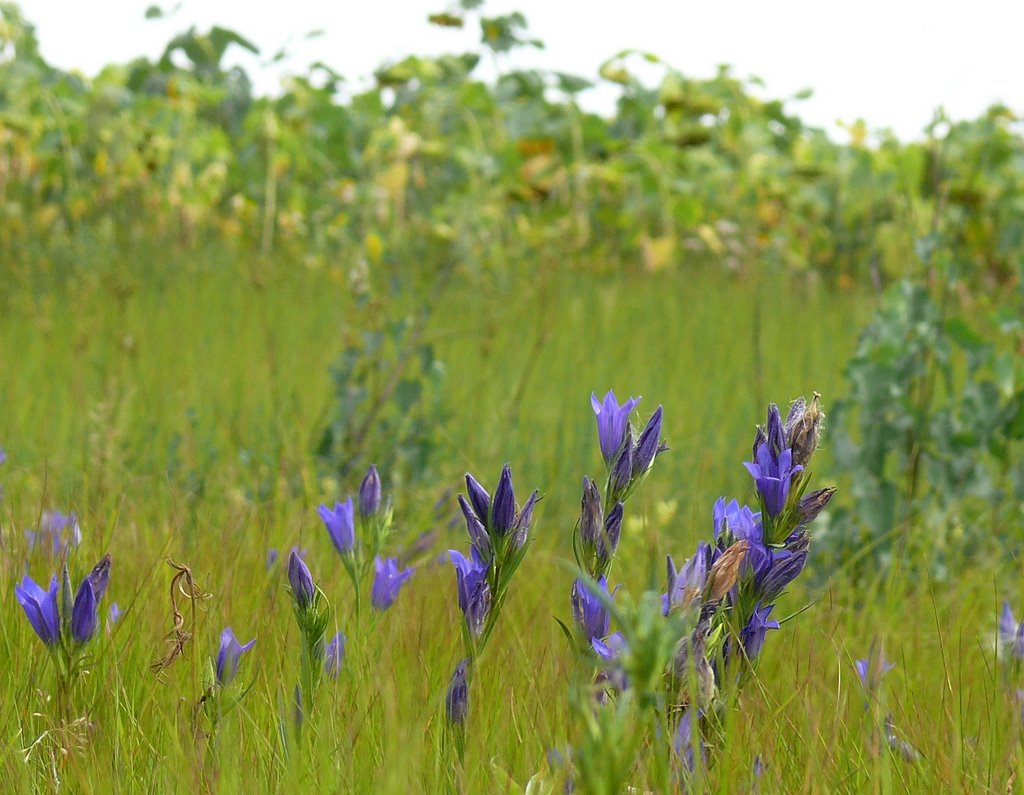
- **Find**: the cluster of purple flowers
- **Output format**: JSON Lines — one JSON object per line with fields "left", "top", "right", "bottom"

{"left": 446, "top": 464, "right": 539, "bottom": 727}
{"left": 25, "top": 510, "right": 82, "bottom": 557}
{"left": 15, "top": 553, "right": 112, "bottom": 650}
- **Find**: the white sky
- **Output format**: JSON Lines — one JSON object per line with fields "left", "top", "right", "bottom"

{"left": 16, "top": 0, "right": 1024, "bottom": 141}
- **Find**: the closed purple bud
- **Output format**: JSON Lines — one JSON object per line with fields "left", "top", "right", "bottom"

{"left": 610, "top": 426, "right": 634, "bottom": 496}
{"left": 579, "top": 476, "right": 604, "bottom": 549}
{"left": 765, "top": 404, "right": 785, "bottom": 459}
{"left": 216, "top": 627, "right": 255, "bottom": 686}
{"left": 755, "top": 546, "right": 808, "bottom": 602}
{"left": 358, "top": 465, "right": 382, "bottom": 518}
{"left": 491, "top": 464, "right": 516, "bottom": 536}
{"left": 70, "top": 578, "right": 98, "bottom": 644}
{"left": 294, "top": 684, "right": 304, "bottom": 731}
{"left": 464, "top": 473, "right": 491, "bottom": 528}
{"left": 632, "top": 405, "right": 663, "bottom": 477}
{"left": 797, "top": 487, "right": 836, "bottom": 526}
{"left": 15, "top": 574, "right": 61, "bottom": 646}
{"left": 599, "top": 502, "right": 624, "bottom": 562}
{"left": 371, "top": 556, "right": 414, "bottom": 611}
{"left": 324, "top": 631, "right": 346, "bottom": 680}
{"left": 457, "top": 494, "right": 492, "bottom": 561}
{"left": 445, "top": 659, "right": 470, "bottom": 725}
{"left": 287, "top": 549, "right": 316, "bottom": 610}
{"left": 85, "top": 553, "right": 112, "bottom": 603}
{"left": 319, "top": 498, "right": 356, "bottom": 554}
{"left": 512, "top": 489, "right": 539, "bottom": 549}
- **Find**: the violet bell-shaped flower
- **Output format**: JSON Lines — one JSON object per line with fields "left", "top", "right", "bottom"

{"left": 319, "top": 498, "right": 356, "bottom": 555}
{"left": 216, "top": 627, "right": 255, "bottom": 686}
{"left": 371, "top": 556, "right": 414, "bottom": 611}
{"left": 450, "top": 547, "right": 492, "bottom": 637}
{"left": 1000, "top": 602, "right": 1024, "bottom": 659}
{"left": 591, "top": 390, "right": 640, "bottom": 465}
{"left": 14, "top": 574, "right": 61, "bottom": 647}
{"left": 571, "top": 576, "right": 611, "bottom": 642}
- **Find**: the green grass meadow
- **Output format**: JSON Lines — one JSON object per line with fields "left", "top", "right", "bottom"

{"left": 2, "top": 248, "right": 1021, "bottom": 793}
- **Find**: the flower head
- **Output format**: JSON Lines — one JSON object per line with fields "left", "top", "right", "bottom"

{"left": 70, "top": 578, "right": 98, "bottom": 644}
{"left": 632, "top": 405, "right": 664, "bottom": 478}
{"left": 571, "top": 576, "right": 611, "bottom": 642}
{"left": 107, "top": 602, "right": 123, "bottom": 630}
{"left": 371, "top": 556, "right": 414, "bottom": 611}
{"left": 457, "top": 494, "right": 491, "bottom": 561}
{"left": 744, "top": 445, "right": 802, "bottom": 519}
{"left": 739, "top": 604, "right": 779, "bottom": 660}
{"left": 461, "top": 466, "right": 538, "bottom": 551}
{"left": 854, "top": 653, "right": 895, "bottom": 691}
{"left": 664, "top": 543, "right": 715, "bottom": 614}
{"left": 450, "top": 548, "right": 491, "bottom": 636}
{"left": 216, "top": 627, "right": 255, "bottom": 686}
{"left": 319, "top": 498, "right": 356, "bottom": 555}
{"left": 15, "top": 574, "right": 61, "bottom": 647}
{"left": 287, "top": 549, "right": 317, "bottom": 610}
{"left": 445, "top": 658, "right": 470, "bottom": 725}
{"left": 1001, "top": 602, "right": 1024, "bottom": 659}
{"left": 591, "top": 390, "right": 640, "bottom": 465}
{"left": 359, "top": 465, "right": 382, "bottom": 518}
{"left": 324, "top": 631, "right": 346, "bottom": 680}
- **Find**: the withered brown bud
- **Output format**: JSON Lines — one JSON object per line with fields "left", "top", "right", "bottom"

{"left": 787, "top": 392, "right": 824, "bottom": 468}
{"left": 797, "top": 486, "right": 836, "bottom": 526}
{"left": 706, "top": 540, "right": 749, "bottom": 602}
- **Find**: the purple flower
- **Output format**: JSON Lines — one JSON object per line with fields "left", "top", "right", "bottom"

{"left": 457, "top": 494, "right": 492, "bottom": 561}
{"left": 579, "top": 477, "right": 603, "bottom": 548}
{"left": 754, "top": 534, "right": 809, "bottom": 601}
{"left": 673, "top": 707, "right": 702, "bottom": 778}
{"left": 450, "top": 548, "right": 491, "bottom": 636}
{"left": 744, "top": 446, "right": 802, "bottom": 519}
{"left": 632, "top": 405, "right": 663, "bottom": 478}
{"left": 445, "top": 658, "right": 470, "bottom": 725}
{"left": 287, "top": 549, "right": 317, "bottom": 610}
{"left": 591, "top": 631, "right": 627, "bottom": 662}
{"left": 26, "top": 510, "right": 82, "bottom": 556}
{"left": 107, "top": 602, "right": 123, "bottom": 630}
{"left": 359, "top": 465, "right": 382, "bottom": 518}
{"left": 324, "top": 631, "right": 346, "bottom": 680}
{"left": 609, "top": 425, "right": 634, "bottom": 498}
{"left": 0, "top": 448, "right": 6, "bottom": 465}
{"left": 571, "top": 576, "right": 611, "bottom": 642}
{"left": 70, "top": 578, "right": 98, "bottom": 644}
{"left": 319, "top": 498, "right": 356, "bottom": 554}
{"left": 739, "top": 604, "right": 779, "bottom": 660}
{"left": 461, "top": 466, "right": 539, "bottom": 549}
{"left": 85, "top": 553, "right": 112, "bottom": 602}
{"left": 15, "top": 574, "right": 61, "bottom": 647}
{"left": 854, "top": 654, "right": 895, "bottom": 691}
{"left": 266, "top": 548, "right": 279, "bottom": 570}
{"left": 1001, "top": 602, "right": 1024, "bottom": 658}
{"left": 215, "top": 627, "right": 255, "bottom": 686}
{"left": 664, "top": 543, "right": 715, "bottom": 614}
{"left": 591, "top": 390, "right": 640, "bottom": 465}
{"left": 712, "top": 498, "right": 761, "bottom": 544}
{"left": 371, "top": 556, "right": 414, "bottom": 611}
{"left": 598, "top": 502, "right": 623, "bottom": 562}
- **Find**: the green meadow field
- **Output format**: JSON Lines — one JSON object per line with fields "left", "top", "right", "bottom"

{"left": 1, "top": 2, "right": 1023, "bottom": 792}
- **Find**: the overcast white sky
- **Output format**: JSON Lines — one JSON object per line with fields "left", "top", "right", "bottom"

{"left": 16, "top": 0, "right": 1024, "bottom": 141}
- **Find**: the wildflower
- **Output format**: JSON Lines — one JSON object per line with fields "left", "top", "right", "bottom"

{"left": 461, "top": 466, "right": 538, "bottom": 550}
{"left": 294, "top": 684, "right": 304, "bottom": 731}
{"left": 784, "top": 394, "right": 823, "bottom": 467}
{"left": 85, "top": 553, "right": 112, "bottom": 602}
{"left": 744, "top": 444, "right": 802, "bottom": 519}
{"left": 266, "top": 548, "right": 279, "bottom": 570}
{"left": 324, "top": 631, "right": 346, "bottom": 680}
{"left": 591, "top": 390, "right": 640, "bottom": 465}
{"left": 107, "top": 602, "right": 123, "bottom": 630}
{"left": 571, "top": 576, "right": 611, "bottom": 642}
{"left": 215, "top": 627, "right": 255, "bottom": 686}
{"left": 0, "top": 447, "right": 6, "bottom": 464}
{"left": 358, "top": 465, "right": 382, "bottom": 518}
{"left": 632, "top": 405, "right": 663, "bottom": 478}
{"left": 457, "top": 494, "right": 492, "bottom": 561}
{"left": 855, "top": 651, "right": 895, "bottom": 692}
{"left": 450, "top": 548, "right": 491, "bottom": 636}
{"left": 592, "top": 632, "right": 629, "bottom": 692}
{"left": 445, "top": 658, "right": 469, "bottom": 725}
{"left": 673, "top": 708, "right": 704, "bottom": 781}
{"left": 712, "top": 498, "right": 760, "bottom": 546}
{"left": 579, "top": 477, "right": 603, "bottom": 549}
{"left": 287, "top": 549, "right": 317, "bottom": 610}
{"left": 371, "top": 556, "right": 414, "bottom": 611}
{"left": 14, "top": 574, "right": 61, "bottom": 647}
{"left": 796, "top": 487, "right": 836, "bottom": 526}
{"left": 26, "top": 510, "right": 82, "bottom": 556}
{"left": 664, "top": 543, "right": 715, "bottom": 614}
{"left": 884, "top": 714, "right": 919, "bottom": 762}
{"left": 319, "top": 498, "right": 356, "bottom": 554}
{"left": 70, "top": 578, "right": 98, "bottom": 644}
{"left": 754, "top": 535, "right": 809, "bottom": 602}
{"left": 999, "top": 602, "right": 1024, "bottom": 659}
{"left": 739, "top": 604, "right": 779, "bottom": 660}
